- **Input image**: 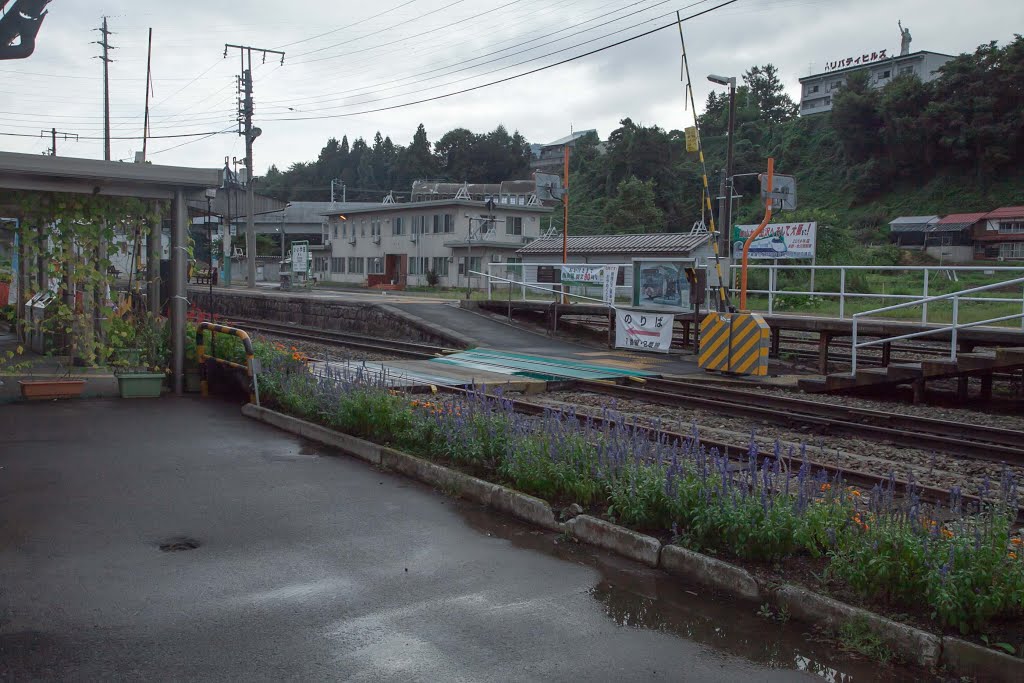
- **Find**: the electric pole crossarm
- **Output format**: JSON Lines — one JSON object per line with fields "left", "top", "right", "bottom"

{"left": 39, "top": 128, "right": 78, "bottom": 156}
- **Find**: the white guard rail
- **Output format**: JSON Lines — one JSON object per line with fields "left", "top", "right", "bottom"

{"left": 472, "top": 270, "right": 611, "bottom": 307}
{"left": 484, "top": 262, "right": 632, "bottom": 302}
{"left": 729, "top": 264, "right": 1024, "bottom": 324}
{"left": 850, "top": 276, "right": 1024, "bottom": 375}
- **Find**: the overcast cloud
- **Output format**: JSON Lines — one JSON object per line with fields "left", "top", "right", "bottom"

{"left": 2, "top": 0, "right": 1019, "bottom": 178}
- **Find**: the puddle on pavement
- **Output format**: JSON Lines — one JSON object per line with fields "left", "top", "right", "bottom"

{"left": 454, "top": 502, "right": 915, "bottom": 682}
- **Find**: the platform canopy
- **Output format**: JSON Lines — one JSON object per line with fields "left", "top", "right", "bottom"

{"left": 0, "top": 150, "right": 221, "bottom": 200}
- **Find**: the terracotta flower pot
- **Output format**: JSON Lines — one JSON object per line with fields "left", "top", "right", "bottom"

{"left": 19, "top": 379, "right": 86, "bottom": 400}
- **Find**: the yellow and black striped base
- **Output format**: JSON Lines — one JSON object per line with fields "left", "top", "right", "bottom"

{"left": 698, "top": 312, "right": 770, "bottom": 376}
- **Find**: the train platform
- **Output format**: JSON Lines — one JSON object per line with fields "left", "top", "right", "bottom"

{"left": 0, "top": 396, "right": 853, "bottom": 680}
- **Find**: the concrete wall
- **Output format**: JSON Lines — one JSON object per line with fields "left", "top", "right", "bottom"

{"left": 188, "top": 289, "right": 466, "bottom": 348}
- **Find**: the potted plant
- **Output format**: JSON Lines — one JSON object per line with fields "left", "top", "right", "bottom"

{"left": 115, "top": 314, "right": 167, "bottom": 398}
{"left": 18, "top": 301, "right": 86, "bottom": 400}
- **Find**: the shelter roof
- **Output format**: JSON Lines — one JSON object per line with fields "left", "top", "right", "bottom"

{"left": 517, "top": 232, "right": 709, "bottom": 255}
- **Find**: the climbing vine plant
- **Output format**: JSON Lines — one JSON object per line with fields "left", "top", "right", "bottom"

{"left": 8, "top": 191, "right": 166, "bottom": 366}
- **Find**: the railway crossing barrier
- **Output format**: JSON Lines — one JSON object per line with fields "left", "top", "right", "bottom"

{"left": 697, "top": 311, "right": 770, "bottom": 376}
{"left": 196, "top": 322, "right": 261, "bottom": 405}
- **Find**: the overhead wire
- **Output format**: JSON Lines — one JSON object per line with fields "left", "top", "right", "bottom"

{"left": 262, "top": 0, "right": 744, "bottom": 123}
{"left": 272, "top": 0, "right": 422, "bottom": 50}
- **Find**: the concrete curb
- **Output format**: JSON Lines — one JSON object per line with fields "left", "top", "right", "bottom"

{"left": 377, "top": 303, "right": 478, "bottom": 349}
{"left": 242, "top": 405, "right": 1022, "bottom": 681}
{"left": 940, "top": 637, "right": 1024, "bottom": 682}
{"left": 242, "top": 405, "right": 381, "bottom": 465}
{"left": 243, "top": 406, "right": 559, "bottom": 531}
{"left": 659, "top": 545, "right": 763, "bottom": 603}
{"left": 566, "top": 515, "right": 661, "bottom": 568}
{"left": 771, "top": 584, "right": 942, "bottom": 668}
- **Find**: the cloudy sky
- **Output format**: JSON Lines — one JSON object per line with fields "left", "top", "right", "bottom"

{"left": 2, "top": 0, "right": 1018, "bottom": 178}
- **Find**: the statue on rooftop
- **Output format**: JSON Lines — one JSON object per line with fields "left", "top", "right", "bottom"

{"left": 898, "top": 20, "right": 912, "bottom": 56}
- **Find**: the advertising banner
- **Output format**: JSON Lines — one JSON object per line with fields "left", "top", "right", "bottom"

{"left": 631, "top": 259, "right": 694, "bottom": 313}
{"left": 732, "top": 221, "right": 816, "bottom": 260}
{"left": 291, "top": 243, "right": 309, "bottom": 273}
{"left": 560, "top": 264, "right": 606, "bottom": 286}
{"left": 615, "top": 309, "right": 674, "bottom": 353}
{"left": 602, "top": 266, "right": 619, "bottom": 305}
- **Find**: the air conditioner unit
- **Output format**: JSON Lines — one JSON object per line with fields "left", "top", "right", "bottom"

{"left": 372, "top": 235, "right": 381, "bottom": 245}
{"left": 410, "top": 233, "right": 418, "bottom": 243}
{"left": 998, "top": 256, "right": 1006, "bottom": 262}
{"left": 348, "top": 236, "right": 357, "bottom": 245}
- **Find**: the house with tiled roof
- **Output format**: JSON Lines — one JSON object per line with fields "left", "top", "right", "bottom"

{"left": 972, "top": 207, "right": 1024, "bottom": 261}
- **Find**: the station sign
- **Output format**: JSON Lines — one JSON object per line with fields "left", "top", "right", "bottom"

{"left": 560, "top": 264, "right": 619, "bottom": 304}
{"left": 732, "top": 222, "right": 817, "bottom": 260}
{"left": 615, "top": 309, "right": 673, "bottom": 353}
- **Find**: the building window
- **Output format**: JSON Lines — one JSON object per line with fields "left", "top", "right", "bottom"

{"left": 332, "top": 224, "right": 338, "bottom": 239}
{"left": 393, "top": 216, "right": 404, "bottom": 235}
{"left": 410, "top": 257, "right": 430, "bottom": 275}
{"left": 444, "top": 214, "right": 454, "bottom": 233}
{"left": 506, "top": 216, "right": 523, "bottom": 235}
{"left": 831, "top": 80, "right": 842, "bottom": 89}
{"left": 348, "top": 257, "right": 364, "bottom": 274}
{"left": 432, "top": 257, "right": 448, "bottom": 278}
{"left": 342, "top": 223, "right": 347, "bottom": 237}
{"left": 432, "top": 214, "right": 441, "bottom": 233}
{"left": 360, "top": 220, "right": 366, "bottom": 237}
{"left": 824, "top": 96, "right": 831, "bottom": 106}
{"left": 880, "top": 69, "right": 891, "bottom": 79}
{"left": 517, "top": 195, "right": 525, "bottom": 206}
{"left": 999, "top": 242, "right": 1024, "bottom": 259}
{"left": 806, "top": 84, "right": 819, "bottom": 94}
{"left": 998, "top": 221, "right": 1024, "bottom": 234}
{"left": 899, "top": 66, "right": 913, "bottom": 75}
{"left": 371, "top": 219, "right": 381, "bottom": 236}
{"left": 367, "top": 257, "right": 384, "bottom": 274}
{"left": 331, "top": 257, "right": 344, "bottom": 273}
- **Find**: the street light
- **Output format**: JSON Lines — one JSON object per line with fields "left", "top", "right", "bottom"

{"left": 708, "top": 73, "right": 737, "bottom": 261}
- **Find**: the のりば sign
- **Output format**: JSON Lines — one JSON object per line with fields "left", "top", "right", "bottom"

{"left": 615, "top": 309, "right": 674, "bottom": 353}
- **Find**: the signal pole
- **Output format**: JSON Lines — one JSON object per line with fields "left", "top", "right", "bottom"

{"left": 224, "top": 43, "right": 285, "bottom": 288}
{"left": 94, "top": 17, "right": 115, "bottom": 161}
{"left": 40, "top": 128, "right": 78, "bottom": 156}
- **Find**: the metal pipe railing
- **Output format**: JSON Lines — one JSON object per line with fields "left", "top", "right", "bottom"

{"left": 849, "top": 276, "right": 1024, "bottom": 375}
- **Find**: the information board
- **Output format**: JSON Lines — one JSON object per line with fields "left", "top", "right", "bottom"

{"left": 615, "top": 309, "right": 674, "bottom": 353}
{"left": 732, "top": 222, "right": 816, "bottom": 260}
{"left": 631, "top": 258, "right": 694, "bottom": 313}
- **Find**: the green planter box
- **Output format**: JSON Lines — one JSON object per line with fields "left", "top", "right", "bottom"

{"left": 117, "top": 373, "right": 165, "bottom": 398}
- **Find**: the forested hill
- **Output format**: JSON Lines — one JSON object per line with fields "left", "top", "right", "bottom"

{"left": 259, "top": 36, "right": 1023, "bottom": 251}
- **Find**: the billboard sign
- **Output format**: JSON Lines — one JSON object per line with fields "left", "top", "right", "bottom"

{"left": 631, "top": 258, "right": 694, "bottom": 313}
{"left": 732, "top": 222, "right": 817, "bottom": 260}
{"left": 615, "top": 309, "right": 674, "bottom": 353}
{"left": 560, "top": 264, "right": 606, "bottom": 286}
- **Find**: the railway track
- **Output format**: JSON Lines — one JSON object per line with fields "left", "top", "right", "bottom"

{"left": 574, "top": 377, "right": 1024, "bottom": 466}
{"left": 431, "top": 384, "right": 1024, "bottom": 523}
{"left": 227, "top": 317, "right": 457, "bottom": 360}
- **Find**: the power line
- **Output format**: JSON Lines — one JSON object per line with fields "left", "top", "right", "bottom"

{"left": 273, "top": 0, "right": 422, "bottom": 50}
{"left": 265, "top": 0, "right": 637, "bottom": 100}
{"left": 289, "top": 0, "right": 469, "bottom": 60}
{"left": 265, "top": 0, "right": 743, "bottom": 123}
{"left": 277, "top": 0, "right": 676, "bottom": 110}
{"left": 0, "top": 130, "right": 235, "bottom": 141}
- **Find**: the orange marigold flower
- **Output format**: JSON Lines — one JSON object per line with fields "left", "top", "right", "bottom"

{"left": 291, "top": 346, "right": 298, "bottom": 351}
{"left": 1012, "top": 538, "right": 1022, "bottom": 546}
{"left": 821, "top": 483, "right": 831, "bottom": 492}
{"left": 941, "top": 528, "right": 954, "bottom": 539}
{"left": 849, "top": 489, "right": 861, "bottom": 497}
{"left": 1010, "top": 552, "right": 1018, "bottom": 560}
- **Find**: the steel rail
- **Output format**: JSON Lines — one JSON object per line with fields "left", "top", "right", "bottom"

{"left": 429, "top": 384, "right": 1024, "bottom": 523}
{"left": 227, "top": 317, "right": 456, "bottom": 359}
{"left": 575, "top": 378, "right": 1024, "bottom": 464}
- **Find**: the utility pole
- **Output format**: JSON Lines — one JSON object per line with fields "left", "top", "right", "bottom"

{"left": 40, "top": 128, "right": 78, "bottom": 156}
{"left": 225, "top": 43, "right": 285, "bottom": 288}
{"left": 94, "top": 17, "right": 115, "bottom": 161}
{"left": 561, "top": 143, "right": 570, "bottom": 304}
{"left": 141, "top": 27, "right": 153, "bottom": 162}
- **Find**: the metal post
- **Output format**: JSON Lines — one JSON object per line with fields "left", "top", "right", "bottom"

{"left": 810, "top": 255, "right": 816, "bottom": 293}
{"left": 768, "top": 261, "right": 776, "bottom": 314}
{"left": 724, "top": 82, "right": 736, "bottom": 260}
{"left": 244, "top": 66, "right": 257, "bottom": 288}
{"left": 839, "top": 268, "right": 846, "bottom": 319}
{"left": 950, "top": 296, "right": 959, "bottom": 361}
{"left": 148, "top": 211, "right": 161, "bottom": 313}
{"left": 171, "top": 189, "right": 187, "bottom": 395}
{"left": 850, "top": 318, "right": 858, "bottom": 375}
{"left": 922, "top": 268, "right": 929, "bottom": 323}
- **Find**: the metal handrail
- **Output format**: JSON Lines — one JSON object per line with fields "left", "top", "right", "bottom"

{"left": 196, "top": 322, "right": 260, "bottom": 405}
{"left": 850, "top": 276, "right": 1024, "bottom": 375}
{"left": 471, "top": 270, "right": 611, "bottom": 307}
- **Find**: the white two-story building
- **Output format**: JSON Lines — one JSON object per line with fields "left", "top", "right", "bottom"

{"left": 317, "top": 197, "right": 553, "bottom": 289}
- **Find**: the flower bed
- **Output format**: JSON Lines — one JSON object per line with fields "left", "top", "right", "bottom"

{"left": 259, "top": 357, "right": 1024, "bottom": 646}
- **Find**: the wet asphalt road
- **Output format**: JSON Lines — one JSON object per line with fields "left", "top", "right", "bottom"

{"left": 0, "top": 398, "right": 843, "bottom": 681}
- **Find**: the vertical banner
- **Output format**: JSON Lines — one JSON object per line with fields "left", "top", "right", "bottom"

{"left": 602, "top": 265, "right": 619, "bottom": 304}
{"left": 615, "top": 309, "right": 674, "bottom": 353}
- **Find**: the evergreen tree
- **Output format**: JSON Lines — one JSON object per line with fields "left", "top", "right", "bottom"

{"left": 606, "top": 176, "right": 664, "bottom": 233}
{"left": 743, "top": 64, "right": 799, "bottom": 124}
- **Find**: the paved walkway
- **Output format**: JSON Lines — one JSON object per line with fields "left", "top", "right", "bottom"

{"left": 0, "top": 397, "right": 892, "bottom": 681}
